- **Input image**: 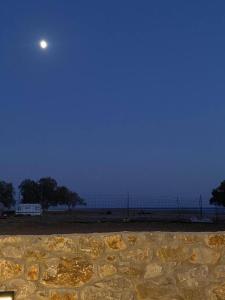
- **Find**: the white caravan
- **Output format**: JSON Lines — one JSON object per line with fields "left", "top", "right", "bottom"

{"left": 16, "top": 204, "right": 42, "bottom": 216}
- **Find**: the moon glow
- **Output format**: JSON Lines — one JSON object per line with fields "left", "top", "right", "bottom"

{"left": 39, "top": 40, "right": 48, "bottom": 49}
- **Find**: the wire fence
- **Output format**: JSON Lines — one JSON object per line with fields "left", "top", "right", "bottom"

{"left": 71, "top": 193, "right": 225, "bottom": 223}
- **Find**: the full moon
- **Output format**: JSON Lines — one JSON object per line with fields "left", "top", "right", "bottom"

{"left": 39, "top": 40, "right": 48, "bottom": 49}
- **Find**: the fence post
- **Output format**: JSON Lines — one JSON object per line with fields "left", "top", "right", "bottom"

{"left": 127, "top": 192, "right": 130, "bottom": 219}
{"left": 176, "top": 195, "right": 181, "bottom": 220}
{"left": 215, "top": 205, "right": 219, "bottom": 223}
{"left": 199, "top": 195, "right": 203, "bottom": 219}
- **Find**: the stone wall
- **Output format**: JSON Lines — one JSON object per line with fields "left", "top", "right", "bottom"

{"left": 0, "top": 232, "right": 225, "bottom": 299}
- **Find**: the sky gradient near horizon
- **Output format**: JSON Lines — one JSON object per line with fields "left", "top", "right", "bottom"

{"left": 1, "top": 0, "right": 225, "bottom": 201}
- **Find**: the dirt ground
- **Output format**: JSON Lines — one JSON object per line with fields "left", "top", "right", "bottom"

{"left": 0, "top": 211, "right": 224, "bottom": 234}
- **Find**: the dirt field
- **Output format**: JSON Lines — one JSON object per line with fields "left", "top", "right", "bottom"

{"left": 0, "top": 211, "right": 224, "bottom": 234}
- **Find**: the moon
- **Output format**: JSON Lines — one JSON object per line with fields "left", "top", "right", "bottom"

{"left": 39, "top": 40, "right": 48, "bottom": 49}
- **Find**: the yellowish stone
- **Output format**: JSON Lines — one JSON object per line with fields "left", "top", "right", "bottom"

{"left": 50, "top": 291, "right": 78, "bottom": 300}
{"left": 99, "top": 264, "right": 117, "bottom": 278}
{"left": 136, "top": 282, "right": 180, "bottom": 300}
{"left": 104, "top": 235, "right": 127, "bottom": 250}
{"left": 0, "top": 259, "right": 23, "bottom": 280}
{"left": 2, "top": 245, "right": 24, "bottom": 258}
{"left": 7, "top": 278, "right": 36, "bottom": 299}
{"left": 119, "top": 263, "right": 143, "bottom": 277}
{"left": 207, "top": 234, "right": 225, "bottom": 247}
{"left": 27, "top": 264, "right": 39, "bottom": 281}
{"left": 127, "top": 235, "right": 137, "bottom": 245}
{"left": 79, "top": 236, "right": 105, "bottom": 259}
{"left": 214, "top": 265, "right": 225, "bottom": 278}
{"left": 144, "top": 263, "right": 162, "bottom": 279}
{"left": 106, "top": 255, "right": 116, "bottom": 261}
{"left": 25, "top": 248, "right": 47, "bottom": 260}
{"left": 0, "top": 236, "right": 23, "bottom": 244}
{"left": 212, "top": 282, "right": 225, "bottom": 299}
{"left": 42, "top": 258, "right": 93, "bottom": 287}
{"left": 190, "top": 247, "right": 220, "bottom": 264}
{"left": 80, "top": 286, "right": 133, "bottom": 300}
{"left": 43, "top": 237, "right": 74, "bottom": 252}
{"left": 126, "top": 248, "right": 150, "bottom": 261}
{"left": 156, "top": 246, "right": 190, "bottom": 262}
{"left": 177, "top": 266, "right": 208, "bottom": 288}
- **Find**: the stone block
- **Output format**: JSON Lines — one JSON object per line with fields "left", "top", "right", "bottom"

{"left": 50, "top": 291, "right": 78, "bottom": 300}
{"left": 0, "top": 259, "right": 23, "bottom": 281}
{"left": 26, "top": 264, "right": 39, "bottom": 281}
{"left": 79, "top": 236, "right": 105, "bottom": 259}
{"left": 144, "top": 263, "right": 162, "bottom": 279}
{"left": 42, "top": 257, "right": 93, "bottom": 287}
{"left": 104, "top": 234, "right": 127, "bottom": 250}
{"left": 2, "top": 245, "right": 24, "bottom": 258}
{"left": 7, "top": 278, "right": 36, "bottom": 299}
{"left": 98, "top": 264, "right": 117, "bottom": 278}
{"left": 190, "top": 247, "right": 220, "bottom": 264}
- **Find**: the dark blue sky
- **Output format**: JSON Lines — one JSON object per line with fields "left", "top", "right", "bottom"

{"left": 1, "top": 0, "right": 225, "bottom": 199}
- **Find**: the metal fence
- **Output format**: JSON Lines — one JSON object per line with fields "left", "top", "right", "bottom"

{"left": 72, "top": 193, "right": 224, "bottom": 223}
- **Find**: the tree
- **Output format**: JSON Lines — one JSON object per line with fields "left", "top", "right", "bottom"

{"left": 54, "top": 186, "right": 86, "bottom": 210}
{"left": 0, "top": 181, "right": 15, "bottom": 208}
{"left": 69, "top": 191, "right": 86, "bottom": 208}
{"left": 19, "top": 177, "right": 85, "bottom": 209}
{"left": 210, "top": 180, "right": 225, "bottom": 206}
{"left": 38, "top": 177, "right": 58, "bottom": 209}
{"left": 19, "top": 179, "right": 40, "bottom": 204}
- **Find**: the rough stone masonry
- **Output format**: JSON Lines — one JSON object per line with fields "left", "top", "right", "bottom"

{"left": 0, "top": 232, "right": 225, "bottom": 299}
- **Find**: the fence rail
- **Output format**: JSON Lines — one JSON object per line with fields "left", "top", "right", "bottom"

{"left": 71, "top": 194, "right": 224, "bottom": 223}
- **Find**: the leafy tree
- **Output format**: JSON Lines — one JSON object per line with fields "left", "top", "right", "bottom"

{"left": 38, "top": 177, "right": 58, "bottom": 209}
{"left": 19, "top": 177, "right": 85, "bottom": 209}
{"left": 69, "top": 191, "right": 86, "bottom": 208}
{"left": 0, "top": 181, "right": 15, "bottom": 208}
{"left": 210, "top": 180, "right": 225, "bottom": 206}
{"left": 54, "top": 186, "right": 86, "bottom": 209}
{"left": 19, "top": 179, "right": 40, "bottom": 204}
{"left": 54, "top": 186, "right": 69, "bottom": 206}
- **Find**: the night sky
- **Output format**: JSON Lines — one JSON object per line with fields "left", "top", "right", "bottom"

{"left": 1, "top": 1, "right": 225, "bottom": 201}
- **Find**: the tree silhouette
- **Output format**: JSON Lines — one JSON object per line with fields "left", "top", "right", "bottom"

{"left": 54, "top": 186, "right": 86, "bottom": 209}
{"left": 210, "top": 180, "right": 225, "bottom": 206}
{"left": 19, "top": 179, "right": 41, "bottom": 204}
{"left": 19, "top": 177, "right": 85, "bottom": 209}
{"left": 0, "top": 181, "right": 15, "bottom": 208}
{"left": 38, "top": 177, "right": 58, "bottom": 209}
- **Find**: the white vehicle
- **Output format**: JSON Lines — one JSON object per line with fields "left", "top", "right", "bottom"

{"left": 16, "top": 204, "right": 42, "bottom": 216}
